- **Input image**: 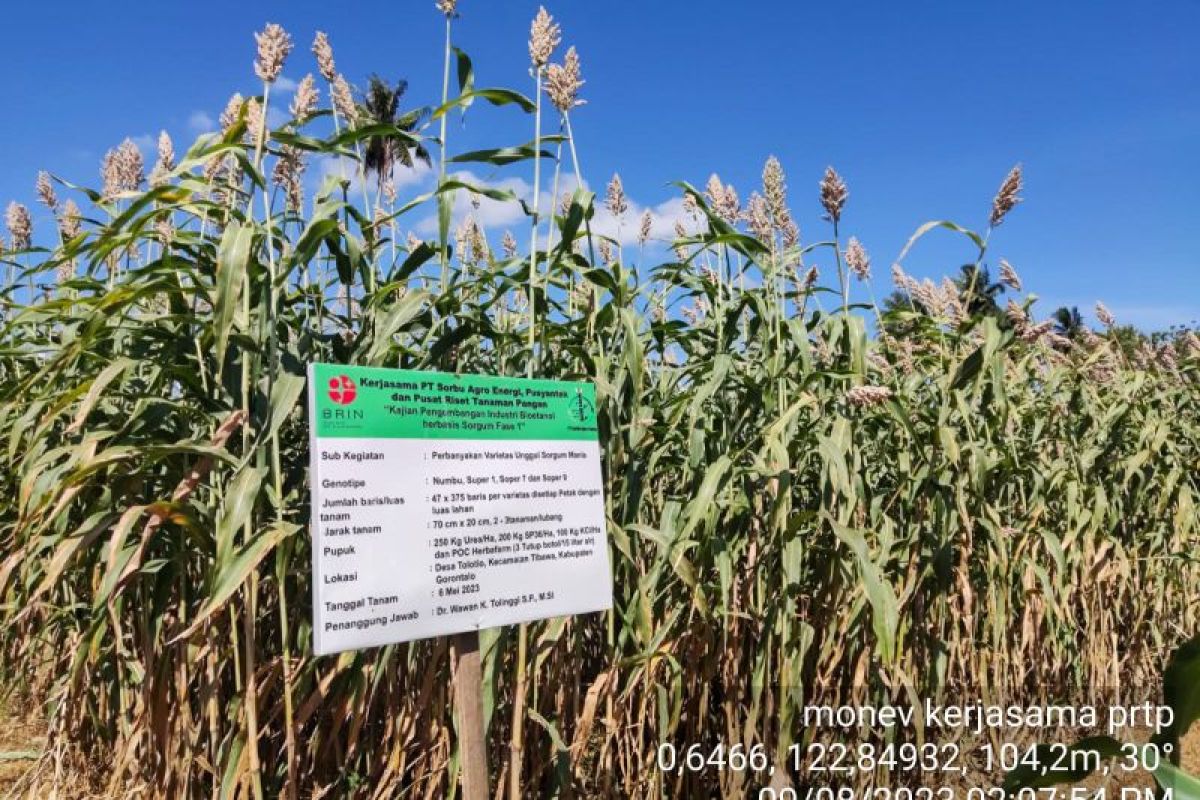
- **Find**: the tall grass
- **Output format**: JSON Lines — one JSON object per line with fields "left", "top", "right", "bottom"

{"left": 1, "top": 12, "right": 1198, "bottom": 798}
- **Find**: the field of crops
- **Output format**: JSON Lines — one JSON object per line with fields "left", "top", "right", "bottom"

{"left": 1, "top": 8, "right": 1197, "bottom": 799}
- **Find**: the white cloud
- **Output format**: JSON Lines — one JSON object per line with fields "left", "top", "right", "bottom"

{"left": 393, "top": 159, "right": 436, "bottom": 191}
{"left": 188, "top": 111, "right": 215, "bottom": 133}
{"left": 402, "top": 169, "right": 702, "bottom": 255}
{"left": 309, "top": 153, "right": 436, "bottom": 199}
{"left": 301, "top": 158, "right": 698, "bottom": 258}
{"left": 415, "top": 170, "right": 532, "bottom": 235}
{"left": 274, "top": 75, "right": 299, "bottom": 93}
{"left": 590, "top": 195, "right": 695, "bottom": 247}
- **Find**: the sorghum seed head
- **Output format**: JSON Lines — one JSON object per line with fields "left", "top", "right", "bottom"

{"left": 673, "top": 220, "right": 688, "bottom": 261}
{"left": 989, "top": 164, "right": 1023, "bottom": 227}
{"left": 800, "top": 265, "right": 819, "bottom": 289}
{"left": 911, "top": 279, "right": 940, "bottom": 315}
{"left": 746, "top": 193, "right": 772, "bottom": 242}
{"left": 471, "top": 221, "right": 488, "bottom": 263}
{"left": 36, "top": 171, "right": 57, "bottom": 210}
{"left": 779, "top": 211, "right": 799, "bottom": 250}
{"left": 501, "top": 230, "right": 518, "bottom": 258}
{"left": 156, "top": 214, "right": 175, "bottom": 245}
{"left": 545, "top": 46, "right": 584, "bottom": 113}
{"left": 1078, "top": 328, "right": 1102, "bottom": 349}
{"left": 58, "top": 199, "right": 82, "bottom": 241}
{"left": 5, "top": 202, "right": 32, "bottom": 250}
{"left": 867, "top": 351, "right": 893, "bottom": 379}
{"left": 290, "top": 73, "right": 319, "bottom": 120}
{"left": 56, "top": 260, "right": 73, "bottom": 286}
{"left": 598, "top": 238, "right": 613, "bottom": 264}
{"left": 156, "top": 131, "right": 175, "bottom": 170}
{"left": 940, "top": 277, "right": 965, "bottom": 326}
{"left": 638, "top": 209, "right": 652, "bottom": 246}
{"left": 1134, "top": 342, "right": 1155, "bottom": 370}
{"left": 102, "top": 139, "right": 145, "bottom": 199}
{"left": 844, "top": 236, "right": 870, "bottom": 281}
{"left": 312, "top": 32, "right": 336, "bottom": 81}
{"left": 254, "top": 23, "right": 293, "bottom": 84}
{"left": 150, "top": 131, "right": 175, "bottom": 187}
{"left": 999, "top": 259, "right": 1022, "bottom": 291}
{"left": 605, "top": 173, "right": 628, "bottom": 218}
{"left": 1180, "top": 330, "right": 1200, "bottom": 356}
{"left": 1020, "top": 319, "right": 1055, "bottom": 344}
{"left": 681, "top": 192, "right": 698, "bottom": 219}
{"left": 436, "top": 0, "right": 458, "bottom": 16}
{"left": 220, "top": 93, "right": 246, "bottom": 133}
{"left": 331, "top": 74, "right": 357, "bottom": 125}
{"left": 1005, "top": 299, "right": 1030, "bottom": 329}
{"left": 529, "top": 6, "right": 561, "bottom": 69}
{"left": 762, "top": 155, "right": 787, "bottom": 223}
{"left": 705, "top": 174, "right": 740, "bottom": 223}
{"left": 272, "top": 145, "right": 307, "bottom": 212}
{"left": 245, "top": 98, "right": 265, "bottom": 145}
{"left": 845, "top": 385, "right": 893, "bottom": 408}
{"left": 1158, "top": 344, "right": 1178, "bottom": 371}
{"left": 454, "top": 217, "right": 471, "bottom": 265}
{"left": 1095, "top": 301, "right": 1115, "bottom": 327}
{"left": 819, "top": 166, "right": 848, "bottom": 223}
{"left": 704, "top": 174, "right": 723, "bottom": 207}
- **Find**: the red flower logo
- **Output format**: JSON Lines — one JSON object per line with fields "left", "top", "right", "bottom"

{"left": 327, "top": 375, "right": 357, "bottom": 406}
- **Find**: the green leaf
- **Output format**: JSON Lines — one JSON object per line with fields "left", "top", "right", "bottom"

{"left": 179, "top": 522, "right": 299, "bottom": 641}
{"left": 1159, "top": 633, "right": 1200, "bottom": 750}
{"left": 364, "top": 290, "right": 430, "bottom": 364}
{"left": 1155, "top": 761, "right": 1200, "bottom": 799}
{"left": 213, "top": 221, "right": 254, "bottom": 379}
{"left": 215, "top": 466, "right": 266, "bottom": 567}
{"left": 431, "top": 88, "right": 536, "bottom": 120}
{"left": 895, "top": 220, "right": 985, "bottom": 263}
{"left": 392, "top": 241, "right": 437, "bottom": 282}
{"left": 67, "top": 357, "right": 135, "bottom": 434}
{"left": 263, "top": 370, "right": 305, "bottom": 446}
{"left": 825, "top": 514, "right": 899, "bottom": 664}
{"left": 448, "top": 141, "right": 561, "bottom": 166}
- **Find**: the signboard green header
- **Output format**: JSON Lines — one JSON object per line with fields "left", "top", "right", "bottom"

{"left": 309, "top": 363, "right": 599, "bottom": 441}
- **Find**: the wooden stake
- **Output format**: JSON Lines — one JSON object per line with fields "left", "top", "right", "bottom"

{"left": 451, "top": 630, "right": 489, "bottom": 800}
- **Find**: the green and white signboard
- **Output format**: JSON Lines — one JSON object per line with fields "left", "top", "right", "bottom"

{"left": 307, "top": 363, "right": 611, "bottom": 656}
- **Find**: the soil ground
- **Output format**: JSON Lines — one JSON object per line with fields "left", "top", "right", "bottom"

{"left": 0, "top": 694, "right": 45, "bottom": 797}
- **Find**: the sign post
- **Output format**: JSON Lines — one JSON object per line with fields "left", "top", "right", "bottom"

{"left": 451, "top": 631, "right": 488, "bottom": 800}
{"left": 307, "top": 364, "right": 611, "bottom": 796}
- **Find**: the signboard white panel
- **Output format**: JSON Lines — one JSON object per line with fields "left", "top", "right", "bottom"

{"left": 308, "top": 364, "right": 611, "bottom": 655}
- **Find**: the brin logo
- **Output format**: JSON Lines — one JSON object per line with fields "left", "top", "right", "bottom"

{"left": 327, "top": 375, "right": 358, "bottom": 406}
{"left": 568, "top": 386, "right": 595, "bottom": 423}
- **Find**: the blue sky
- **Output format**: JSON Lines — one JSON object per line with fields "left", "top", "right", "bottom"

{"left": 3, "top": 0, "right": 1197, "bottom": 330}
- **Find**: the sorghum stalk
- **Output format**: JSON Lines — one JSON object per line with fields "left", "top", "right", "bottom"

{"left": 527, "top": 68, "right": 544, "bottom": 379}
{"left": 562, "top": 113, "right": 604, "bottom": 355}
{"left": 438, "top": 11, "right": 453, "bottom": 292}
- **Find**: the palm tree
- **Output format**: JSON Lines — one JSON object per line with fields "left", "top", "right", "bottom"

{"left": 954, "top": 264, "right": 1005, "bottom": 317}
{"left": 361, "top": 75, "right": 431, "bottom": 189}
{"left": 1052, "top": 306, "right": 1085, "bottom": 340}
